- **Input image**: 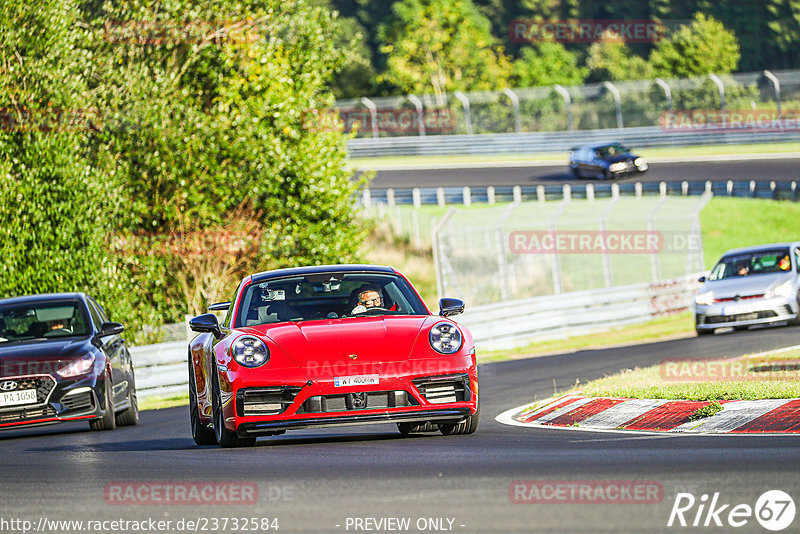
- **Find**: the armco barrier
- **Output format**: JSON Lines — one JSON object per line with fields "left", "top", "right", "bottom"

{"left": 129, "top": 341, "right": 187, "bottom": 399}
{"left": 455, "top": 274, "right": 700, "bottom": 351}
{"left": 347, "top": 127, "right": 800, "bottom": 158}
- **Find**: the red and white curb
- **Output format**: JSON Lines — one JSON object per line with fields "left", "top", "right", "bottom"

{"left": 496, "top": 394, "right": 800, "bottom": 434}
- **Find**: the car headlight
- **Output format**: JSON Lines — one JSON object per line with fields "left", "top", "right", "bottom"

{"left": 766, "top": 280, "right": 795, "bottom": 299}
{"left": 231, "top": 336, "right": 269, "bottom": 368}
{"left": 695, "top": 292, "right": 714, "bottom": 306}
{"left": 429, "top": 322, "right": 463, "bottom": 354}
{"left": 608, "top": 162, "right": 626, "bottom": 172}
{"left": 57, "top": 354, "right": 96, "bottom": 378}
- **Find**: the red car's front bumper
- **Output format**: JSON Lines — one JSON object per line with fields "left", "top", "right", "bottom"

{"left": 217, "top": 360, "right": 478, "bottom": 437}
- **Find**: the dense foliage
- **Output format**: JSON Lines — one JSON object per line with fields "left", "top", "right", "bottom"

{"left": 1, "top": 0, "right": 367, "bottom": 341}
{"left": 322, "top": 0, "right": 791, "bottom": 97}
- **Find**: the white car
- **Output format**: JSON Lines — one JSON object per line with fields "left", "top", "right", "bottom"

{"left": 695, "top": 242, "right": 800, "bottom": 334}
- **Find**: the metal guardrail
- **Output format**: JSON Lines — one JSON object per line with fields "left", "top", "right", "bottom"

{"left": 456, "top": 274, "right": 700, "bottom": 351}
{"left": 130, "top": 341, "right": 187, "bottom": 399}
{"left": 348, "top": 127, "right": 800, "bottom": 158}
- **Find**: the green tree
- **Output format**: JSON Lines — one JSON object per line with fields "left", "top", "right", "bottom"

{"left": 586, "top": 33, "right": 653, "bottom": 82}
{"left": 0, "top": 1, "right": 122, "bottom": 309}
{"left": 513, "top": 42, "right": 586, "bottom": 87}
{"left": 378, "top": 0, "right": 512, "bottom": 97}
{"left": 650, "top": 13, "right": 740, "bottom": 77}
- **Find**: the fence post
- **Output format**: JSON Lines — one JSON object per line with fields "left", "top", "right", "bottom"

{"left": 407, "top": 94, "right": 426, "bottom": 136}
{"left": 750, "top": 180, "right": 756, "bottom": 197}
{"left": 611, "top": 183, "right": 620, "bottom": 199}
{"left": 709, "top": 74, "right": 726, "bottom": 128}
{"left": 513, "top": 185, "right": 522, "bottom": 203}
{"left": 386, "top": 188, "right": 396, "bottom": 208}
{"left": 436, "top": 187, "right": 446, "bottom": 207}
{"left": 659, "top": 182, "right": 667, "bottom": 198}
{"left": 504, "top": 88, "right": 522, "bottom": 133}
{"left": 562, "top": 184, "right": 572, "bottom": 201}
{"left": 655, "top": 78, "right": 673, "bottom": 113}
{"left": 537, "top": 185, "right": 546, "bottom": 203}
{"left": 635, "top": 182, "right": 643, "bottom": 198}
{"left": 681, "top": 181, "right": 689, "bottom": 196}
{"left": 453, "top": 91, "right": 473, "bottom": 135}
{"left": 360, "top": 97, "right": 380, "bottom": 138}
{"left": 487, "top": 186, "right": 496, "bottom": 205}
{"left": 462, "top": 186, "right": 472, "bottom": 207}
{"left": 603, "top": 81, "right": 624, "bottom": 129}
{"left": 726, "top": 180, "right": 733, "bottom": 196}
{"left": 362, "top": 187, "right": 372, "bottom": 209}
{"left": 554, "top": 85, "right": 573, "bottom": 131}
{"left": 763, "top": 70, "right": 781, "bottom": 118}
{"left": 586, "top": 183, "right": 595, "bottom": 201}
{"left": 412, "top": 187, "right": 421, "bottom": 209}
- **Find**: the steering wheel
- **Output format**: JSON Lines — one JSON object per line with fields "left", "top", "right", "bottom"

{"left": 43, "top": 328, "right": 72, "bottom": 337}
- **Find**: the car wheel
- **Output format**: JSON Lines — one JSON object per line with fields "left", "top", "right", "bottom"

{"left": 571, "top": 167, "right": 582, "bottom": 179}
{"left": 189, "top": 359, "right": 215, "bottom": 445}
{"left": 438, "top": 399, "right": 479, "bottom": 436}
{"left": 115, "top": 372, "right": 139, "bottom": 427}
{"left": 603, "top": 169, "right": 613, "bottom": 180}
{"left": 397, "top": 421, "right": 438, "bottom": 435}
{"left": 89, "top": 377, "right": 117, "bottom": 431}
{"left": 212, "top": 372, "right": 255, "bottom": 448}
{"left": 695, "top": 327, "right": 714, "bottom": 336}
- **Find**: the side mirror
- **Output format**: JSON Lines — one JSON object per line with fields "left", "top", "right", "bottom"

{"left": 99, "top": 322, "right": 124, "bottom": 337}
{"left": 439, "top": 298, "right": 465, "bottom": 318}
{"left": 190, "top": 313, "right": 222, "bottom": 338}
{"left": 698, "top": 276, "right": 706, "bottom": 283}
{"left": 208, "top": 302, "right": 231, "bottom": 312}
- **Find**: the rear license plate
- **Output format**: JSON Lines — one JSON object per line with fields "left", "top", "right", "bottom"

{"left": 334, "top": 375, "right": 379, "bottom": 387}
{"left": 0, "top": 389, "right": 37, "bottom": 407}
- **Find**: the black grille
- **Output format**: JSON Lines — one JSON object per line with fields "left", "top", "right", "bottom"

{"left": 0, "top": 405, "right": 57, "bottom": 423}
{"left": 0, "top": 376, "right": 56, "bottom": 404}
{"left": 237, "top": 387, "right": 302, "bottom": 417}
{"left": 61, "top": 390, "right": 94, "bottom": 412}
{"left": 704, "top": 310, "right": 777, "bottom": 324}
{"left": 298, "top": 391, "right": 417, "bottom": 414}
{"left": 413, "top": 374, "right": 470, "bottom": 404}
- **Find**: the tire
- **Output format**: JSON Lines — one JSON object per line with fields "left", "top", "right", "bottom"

{"left": 189, "top": 359, "right": 215, "bottom": 446}
{"left": 90, "top": 377, "right": 117, "bottom": 431}
{"left": 212, "top": 372, "right": 255, "bottom": 448}
{"left": 438, "top": 400, "right": 479, "bottom": 436}
{"left": 397, "top": 421, "right": 437, "bottom": 435}
{"left": 696, "top": 327, "right": 714, "bottom": 336}
{"left": 115, "top": 372, "right": 139, "bottom": 427}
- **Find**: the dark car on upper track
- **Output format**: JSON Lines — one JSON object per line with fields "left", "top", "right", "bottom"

{"left": 568, "top": 142, "right": 648, "bottom": 179}
{"left": 0, "top": 293, "right": 138, "bottom": 431}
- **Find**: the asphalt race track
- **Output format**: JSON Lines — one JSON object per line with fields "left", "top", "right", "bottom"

{"left": 367, "top": 157, "right": 800, "bottom": 189}
{"left": 2, "top": 326, "right": 799, "bottom": 533}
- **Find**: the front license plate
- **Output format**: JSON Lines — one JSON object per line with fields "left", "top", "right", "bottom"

{"left": 334, "top": 375, "right": 379, "bottom": 387}
{"left": 0, "top": 389, "right": 37, "bottom": 407}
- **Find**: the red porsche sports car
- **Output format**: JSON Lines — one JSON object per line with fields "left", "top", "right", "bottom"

{"left": 188, "top": 265, "right": 478, "bottom": 447}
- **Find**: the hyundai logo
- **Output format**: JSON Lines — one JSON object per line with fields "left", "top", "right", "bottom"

{"left": 0, "top": 381, "right": 18, "bottom": 392}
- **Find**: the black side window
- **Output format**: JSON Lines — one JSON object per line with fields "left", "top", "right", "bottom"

{"left": 795, "top": 249, "right": 800, "bottom": 273}
{"left": 86, "top": 301, "right": 104, "bottom": 330}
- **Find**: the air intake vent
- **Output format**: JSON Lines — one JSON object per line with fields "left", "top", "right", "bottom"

{"left": 298, "top": 391, "right": 418, "bottom": 414}
{"left": 237, "top": 387, "right": 302, "bottom": 417}
{"left": 61, "top": 390, "right": 94, "bottom": 412}
{"left": 413, "top": 374, "right": 470, "bottom": 404}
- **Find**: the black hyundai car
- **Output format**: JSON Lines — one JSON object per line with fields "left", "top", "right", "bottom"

{"left": 0, "top": 293, "right": 138, "bottom": 431}
{"left": 568, "top": 142, "right": 648, "bottom": 179}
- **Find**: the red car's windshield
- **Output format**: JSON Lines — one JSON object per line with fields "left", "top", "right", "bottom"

{"left": 234, "top": 272, "right": 429, "bottom": 327}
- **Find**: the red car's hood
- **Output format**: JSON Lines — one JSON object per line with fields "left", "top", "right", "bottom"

{"left": 243, "top": 316, "right": 430, "bottom": 366}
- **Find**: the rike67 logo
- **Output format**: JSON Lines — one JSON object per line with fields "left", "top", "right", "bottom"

{"left": 668, "top": 490, "right": 795, "bottom": 531}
